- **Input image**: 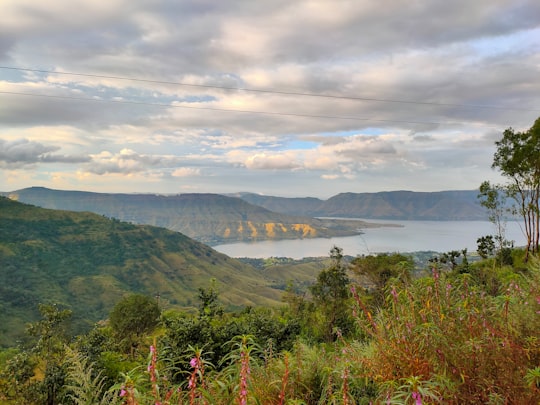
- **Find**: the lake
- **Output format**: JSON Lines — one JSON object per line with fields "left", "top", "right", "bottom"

{"left": 214, "top": 220, "right": 526, "bottom": 259}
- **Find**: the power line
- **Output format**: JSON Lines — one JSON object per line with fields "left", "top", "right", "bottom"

{"left": 0, "top": 90, "right": 449, "bottom": 126}
{"left": 1, "top": 65, "right": 537, "bottom": 112}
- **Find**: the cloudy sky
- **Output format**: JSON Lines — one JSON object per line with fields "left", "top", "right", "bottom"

{"left": 1, "top": 0, "right": 539, "bottom": 198}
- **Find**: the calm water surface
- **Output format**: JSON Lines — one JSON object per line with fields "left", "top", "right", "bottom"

{"left": 214, "top": 220, "right": 526, "bottom": 259}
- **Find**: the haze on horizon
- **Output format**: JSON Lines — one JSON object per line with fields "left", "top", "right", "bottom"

{"left": 1, "top": 1, "right": 539, "bottom": 199}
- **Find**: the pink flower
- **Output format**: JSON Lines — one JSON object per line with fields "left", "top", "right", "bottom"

{"left": 190, "top": 357, "right": 198, "bottom": 368}
{"left": 150, "top": 345, "right": 155, "bottom": 353}
{"left": 411, "top": 391, "right": 422, "bottom": 405}
{"left": 120, "top": 388, "right": 127, "bottom": 397}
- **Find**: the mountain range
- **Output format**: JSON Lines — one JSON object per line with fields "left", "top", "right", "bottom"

{"left": 2, "top": 187, "right": 394, "bottom": 245}
{"left": 233, "top": 190, "right": 485, "bottom": 220}
{"left": 2, "top": 187, "right": 487, "bottom": 246}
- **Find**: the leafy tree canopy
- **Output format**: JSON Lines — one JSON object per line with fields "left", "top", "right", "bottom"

{"left": 492, "top": 117, "right": 540, "bottom": 260}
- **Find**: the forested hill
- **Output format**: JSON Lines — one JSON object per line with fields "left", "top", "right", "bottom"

{"left": 236, "top": 190, "right": 486, "bottom": 220}
{"left": 1, "top": 187, "right": 372, "bottom": 245}
{"left": 0, "top": 197, "right": 283, "bottom": 346}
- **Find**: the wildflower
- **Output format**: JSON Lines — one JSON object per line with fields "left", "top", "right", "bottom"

{"left": 411, "top": 391, "right": 422, "bottom": 405}
{"left": 120, "top": 388, "right": 127, "bottom": 397}
{"left": 190, "top": 357, "right": 198, "bottom": 368}
{"left": 432, "top": 268, "right": 439, "bottom": 280}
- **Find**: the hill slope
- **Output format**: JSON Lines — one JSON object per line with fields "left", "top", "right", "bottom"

{"left": 0, "top": 197, "right": 284, "bottom": 346}
{"left": 2, "top": 188, "right": 368, "bottom": 245}
{"left": 238, "top": 190, "right": 486, "bottom": 220}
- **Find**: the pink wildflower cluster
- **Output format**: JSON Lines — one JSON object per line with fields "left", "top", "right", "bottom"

{"left": 119, "top": 384, "right": 136, "bottom": 405}
{"left": 188, "top": 356, "right": 201, "bottom": 404}
{"left": 238, "top": 350, "right": 250, "bottom": 405}
{"left": 411, "top": 391, "right": 422, "bottom": 405}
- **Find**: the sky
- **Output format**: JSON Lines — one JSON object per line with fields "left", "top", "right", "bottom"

{"left": 1, "top": 1, "right": 539, "bottom": 199}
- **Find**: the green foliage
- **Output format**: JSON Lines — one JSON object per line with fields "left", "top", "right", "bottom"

{"left": 2, "top": 192, "right": 540, "bottom": 404}
{"left": 197, "top": 279, "right": 223, "bottom": 318}
{"left": 492, "top": 117, "right": 540, "bottom": 260}
{"left": 160, "top": 306, "right": 300, "bottom": 379}
{"left": 476, "top": 235, "right": 495, "bottom": 259}
{"left": 309, "top": 246, "right": 353, "bottom": 341}
{"left": 2, "top": 250, "right": 538, "bottom": 404}
{"left": 63, "top": 346, "right": 119, "bottom": 405}
{"left": 0, "top": 197, "right": 284, "bottom": 346}
{"left": 350, "top": 255, "right": 540, "bottom": 403}
{"left": 109, "top": 294, "right": 160, "bottom": 355}
{"left": 351, "top": 252, "right": 413, "bottom": 305}
{"left": 478, "top": 181, "right": 509, "bottom": 249}
{"left": 0, "top": 303, "right": 73, "bottom": 404}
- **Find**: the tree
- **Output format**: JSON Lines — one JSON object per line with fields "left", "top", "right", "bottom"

{"left": 478, "top": 181, "right": 509, "bottom": 252}
{"left": 492, "top": 117, "right": 540, "bottom": 260}
{"left": 476, "top": 235, "right": 495, "bottom": 259}
{"left": 1, "top": 303, "right": 73, "bottom": 405}
{"left": 309, "top": 246, "right": 351, "bottom": 341}
{"left": 109, "top": 294, "right": 160, "bottom": 355}
{"left": 198, "top": 279, "right": 223, "bottom": 319}
{"left": 350, "top": 253, "right": 413, "bottom": 304}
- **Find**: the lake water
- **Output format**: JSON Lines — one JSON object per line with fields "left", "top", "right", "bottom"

{"left": 214, "top": 220, "right": 527, "bottom": 259}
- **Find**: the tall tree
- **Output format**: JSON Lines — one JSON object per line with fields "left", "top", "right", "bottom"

{"left": 492, "top": 117, "right": 540, "bottom": 260}
{"left": 109, "top": 294, "right": 161, "bottom": 356}
{"left": 478, "top": 181, "right": 508, "bottom": 253}
{"left": 309, "top": 246, "right": 351, "bottom": 341}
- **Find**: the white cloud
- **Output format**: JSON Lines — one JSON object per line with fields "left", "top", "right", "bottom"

{"left": 244, "top": 152, "right": 302, "bottom": 170}
{"left": 171, "top": 167, "right": 201, "bottom": 177}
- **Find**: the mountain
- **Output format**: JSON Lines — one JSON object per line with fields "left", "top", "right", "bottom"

{"left": 237, "top": 190, "right": 487, "bottom": 220}
{"left": 2, "top": 187, "right": 370, "bottom": 245}
{"left": 229, "top": 192, "right": 325, "bottom": 216}
{"left": 0, "top": 197, "right": 284, "bottom": 346}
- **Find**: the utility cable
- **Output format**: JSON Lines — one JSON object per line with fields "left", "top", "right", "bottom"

{"left": 0, "top": 90, "right": 449, "bottom": 126}
{"left": 1, "top": 65, "right": 537, "bottom": 112}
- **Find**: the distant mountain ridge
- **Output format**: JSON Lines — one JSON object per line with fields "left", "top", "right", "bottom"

{"left": 2, "top": 187, "right": 370, "bottom": 245}
{"left": 235, "top": 190, "right": 486, "bottom": 220}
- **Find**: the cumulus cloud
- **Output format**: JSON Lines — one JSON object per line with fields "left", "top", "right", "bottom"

{"left": 87, "top": 149, "right": 167, "bottom": 174}
{"left": 85, "top": 148, "right": 207, "bottom": 177}
{"left": 244, "top": 152, "right": 302, "bottom": 170}
{"left": 0, "top": 138, "right": 89, "bottom": 168}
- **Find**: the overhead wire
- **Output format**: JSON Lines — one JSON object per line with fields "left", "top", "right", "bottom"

{"left": 1, "top": 65, "right": 538, "bottom": 112}
{"left": 0, "top": 90, "right": 446, "bottom": 126}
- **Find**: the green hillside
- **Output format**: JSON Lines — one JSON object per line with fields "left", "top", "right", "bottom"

{"left": 0, "top": 197, "right": 284, "bottom": 346}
